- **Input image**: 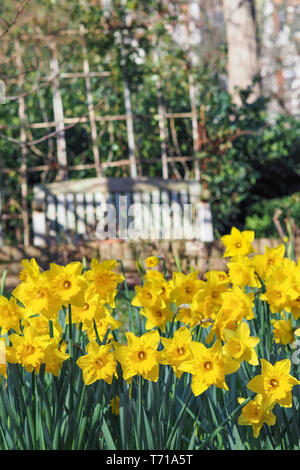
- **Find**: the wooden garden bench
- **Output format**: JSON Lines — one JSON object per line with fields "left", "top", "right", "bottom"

{"left": 32, "top": 177, "right": 214, "bottom": 247}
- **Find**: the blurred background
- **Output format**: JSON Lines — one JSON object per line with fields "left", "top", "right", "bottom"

{"left": 0, "top": 0, "right": 299, "bottom": 284}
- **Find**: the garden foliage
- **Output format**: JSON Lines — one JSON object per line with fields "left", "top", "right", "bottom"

{"left": 1, "top": 1, "right": 299, "bottom": 241}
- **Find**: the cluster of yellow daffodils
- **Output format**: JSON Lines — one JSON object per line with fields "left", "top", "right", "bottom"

{"left": 221, "top": 228, "right": 300, "bottom": 437}
{"left": 0, "top": 226, "right": 299, "bottom": 440}
{"left": 0, "top": 258, "right": 124, "bottom": 378}
{"left": 125, "top": 253, "right": 259, "bottom": 397}
{"left": 221, "top": 227, "right": 300, "bottom": 341}
{"left": 122, "top": 227, "right": 299, "bottom": 437}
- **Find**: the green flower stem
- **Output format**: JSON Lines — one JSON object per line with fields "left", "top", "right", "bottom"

{"left": 93, "top": 319, "right": 101, "bottom": 346}
{"left": 118, "top": 259, "right": 134, "bottom": 332}
{"left": 195, "top": 324, "right": 202, "bottom": 343}
{"left": 167, "top": 310, "right": 178, "bottom": 338}
{"left": 159, "top": 256, "right": 167, "bottom": 279}
{"left": 49, "top": 320, "right": 54, "bottom": 338}
{"left": 77, "top": 322, "right": 83, "bottom": 344}
{"left": 58, "top": 305, "right": 69, "bottom": 350}
{"left": 164, "top": 388, "right": 193, "bottom": 449}
{"left": 68, "top": 304, "right": 75, "bottom": 414}
{"left": 174, "top": 254, "right": 182, "bottom": 273}
{"left": 101, "top": 327, "right": 111, "bottom": 346}
{"left": 198, "top": 396, "right": 253, "bottom": 450}
{"left": 68, "top": 304, "right": 73, "bottom": 358}
{"left": 137, "top": 375, "right": 143, "bottom": 450}
{"left": 31, "top": 371, "right": 37, "bottom": 447}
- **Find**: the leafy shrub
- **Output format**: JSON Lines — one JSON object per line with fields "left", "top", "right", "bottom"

{"left": 199, "top": 84, "right": 300, "bottom": 237}
{"left": 245, "top": 193, "right": 300, "bottom": 238}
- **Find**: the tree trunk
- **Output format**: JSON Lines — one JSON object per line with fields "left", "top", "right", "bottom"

{"left": 223, "top": 0, "right": 260, "bottom": 104}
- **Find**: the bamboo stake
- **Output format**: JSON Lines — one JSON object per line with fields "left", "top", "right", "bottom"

{"left": 184, "top": 3, "right": 201, "bottom": 181}
{"left": 50, "top": 42, "right": 68, "bottom": 181}
{"left": 80, "top": 24, "right": 102, "bottom": 177}
{"left": 120, "top": 29, "right": 138, "bottom": 178}
{"left": 153, "top": 48, "right": 169, "bottom": 180}
{"left": 169, "top": 116, "right": 190, "bottom": 179}
{"left": 16, "top": 40, "right": 30, "bottom": 246}
{"left": 188, "top": 70, "right": 200, "bottom": 181}
{"left": 0, "top": 112, "right": 195, "bottom": 130}
{"left": 0, "top": 156, "right": 197, "bottom": 175}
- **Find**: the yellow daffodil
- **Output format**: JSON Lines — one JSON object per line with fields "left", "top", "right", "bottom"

{"left": 113, "top": 330, "right": 160, "bottom": 382}
{"left": 160, "top": 326, "right": 192, "bottom": 378}
{"left": 205, "top": 287, "right": 255, "bottom": 344}
{"left": 222, "top": 286, "right": 255, "bottom": 321}
{"left": 221, "top": 227, "right": 255, "bottom": 258}
{"left": 0, "top": 295, "right": 24, "bottom": 334}
{"left": 140, "top": 302, "right": 172, "bottom": 332}
{"left": 47, "top": 262, "right": 88, "bottom": 308}
{"left": 286, "top": 266, "right": 300, "bottom": 320}
{"left": 145, "top": 269, "right": 165, "bottom": 282}
{"left": 69, "top": 287, "right": 107, "bottom": 329}
{"left": 237, "top": 394, "right": 276, "bottom": 438}
{"left": 227, "top": 255, "right": 260, "bottom": 289}
{"left": 12, "top": 273, "right": 61, "bottom": 321}
{"left": 194, "top": 275, "right": 229, "bottom": 309}
{"left": 144, "top": 271, "right": 173, "bottom": 304}
{"left": 190, "top": 293, "right": 225, "bottom": 331}
{"left": 251, "top": 244, "right": 285, "bottom": 281}
{"left": 43, "top": 338, "right": 70, "bottom": 376}
{"left": 83, "top": 259, "right": 124, "bottom": 307}
{"left": 7, "top": 328, "right": 52, "bottom": 373}
{"left": 187, "top": 292, "right": 221, "bottom": 330}
{"left": 131, "top": 280, "right": 165, "bottom": 309}
{"left": 141, "top": 272, "right": 174, "bottom": 311}
{"left": 19, "top": 258, "right": 41, "bottom": 283}
{"left": 222, "top": 321, "right": 259, "bottom": 366}
{"left": 289, "top": 297, "right": 300, "bottom": 320}
{"left": 146, "top": 256, "right": 159, "bottom": 268}
{"left": 77, "top": 341, "right": 118, "bottom": 385}
{"left": 247, "top": 358, "right": 300, "bottom": 408}
{"left": 23, "top": 313, "right": 62, "bottom": 338}
{"left": 170, "top": 270, "right": 202, "bottom": 306}
{"left": 176, "top": 304, "right": 201, "bottom": 328}
{"left": 205, "top": 270, "right": 230, "bottom": 286}
{"left": 271, "top": 318, "right": 295, "bottom": 345}
{"left": 260, "top": 266, "right": 298, "bottom": 314}
{"left": 178, "top": 340, "right": 238, "bottom": 396}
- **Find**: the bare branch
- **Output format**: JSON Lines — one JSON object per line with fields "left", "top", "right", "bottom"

{"left": 0, "top": 0, "right": 30, "bottom": 40}
{"left": 0, "top": 98, "right": 105, "bottom": 148}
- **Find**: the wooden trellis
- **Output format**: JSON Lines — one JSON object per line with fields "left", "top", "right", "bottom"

{"left": 0, "top": 20, "right": 208, "bottom": 246}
